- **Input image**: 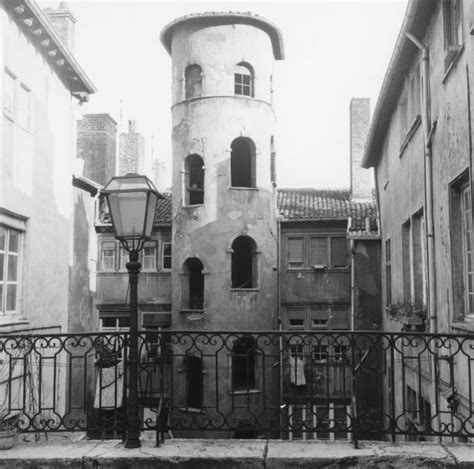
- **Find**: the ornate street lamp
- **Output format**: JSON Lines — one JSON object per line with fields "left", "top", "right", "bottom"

{"left": 101, "top": 173, "right": 162, "bottom": 448}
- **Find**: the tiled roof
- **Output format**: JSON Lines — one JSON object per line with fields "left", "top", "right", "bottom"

{"left": 277, "top": 188, "right": 378, "bottom": 232}
{"left": 153, "top": 192, "right": 172, "bottom": 226}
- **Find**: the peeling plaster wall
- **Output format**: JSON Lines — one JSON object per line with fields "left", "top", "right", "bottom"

{"left": 373, "top": 1, "right": 474, "bottom": 435}
{"left": 1, "top": 11, "right": 75, "bottom": 331}
{"left": 169, "top": 21, "right": 278, "bottom": 332}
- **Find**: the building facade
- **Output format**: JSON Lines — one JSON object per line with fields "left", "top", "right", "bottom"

{"left": 362, "top": 0, "right": 474, "bottom": 440}
{"left": 1, "top": 0, "right": 96, "bottom": 334}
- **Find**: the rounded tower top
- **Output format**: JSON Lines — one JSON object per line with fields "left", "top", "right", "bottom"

{"left": 160, "top": 11, "right": 285, "bottom": 60}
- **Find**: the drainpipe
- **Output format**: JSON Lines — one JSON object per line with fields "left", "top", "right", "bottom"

{"left": 405, "top": 32, "right": 437, "bottom": 334}
{"left": 405, "top": 31, "right": 440, "bottom": 440}
{"left": 348, "top": 218, "right": 356, "bottom": 331}
{"left": 277, "top": 216, "right": 283, "bottom": 438}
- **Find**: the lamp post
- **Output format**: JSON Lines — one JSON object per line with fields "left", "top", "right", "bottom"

{"left": 101, "top": 173, "right": 162, "bottom": 448}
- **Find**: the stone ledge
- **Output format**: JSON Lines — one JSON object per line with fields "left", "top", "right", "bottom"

{"left": 0, "top": 437, "right": 474, "bottom": 469}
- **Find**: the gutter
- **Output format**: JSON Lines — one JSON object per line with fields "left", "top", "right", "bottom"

{"left": 405, "top": 31, "right": 440, "bottom": 440}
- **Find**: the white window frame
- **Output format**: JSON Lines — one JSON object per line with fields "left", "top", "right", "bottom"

{"left": 461, "top": 183, "right": 474, "bottom": 317}
{"left": 141, "top": 241, "right": 157, "bottom": 272}
{"left": 100, "top": 241, "right": 116, "bottom": 272}
{"left": 288, "top": 403, "right": 351, "bottom": 441}
{"left": 0, "top": 226, "right": 22, "bottom": 314}
{"left": 17, "top": 82, "right": 31, "bottom": 131}
{"left": 161, "top": 241, "right": 172, "bottom": 270}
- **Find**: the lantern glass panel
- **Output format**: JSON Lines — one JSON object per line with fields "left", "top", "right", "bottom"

{"left": 144, "top": 192, "right": 158, "bottom": 238}
{"left": 108, "top": 192, "right": 148, "bottom": 238}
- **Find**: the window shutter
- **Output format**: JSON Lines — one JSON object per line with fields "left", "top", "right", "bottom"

{"left": 331, "top": 237, "right": 347, "bottom": 267}
{"left": 288, "top": 238, "right": 304, "bottom": 266}
{"left": 310, "top": 237, "right": 327, "bottom": 266}
{"left": 331, "top": 309, "right": 350, "bottom": 330}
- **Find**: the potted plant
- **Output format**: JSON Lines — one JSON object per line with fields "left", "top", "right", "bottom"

{"left": 0, "top": 410, "right": 17, "bottom": 450}
{"left": 388, "top": 301, "right": 427, "bottom": 331}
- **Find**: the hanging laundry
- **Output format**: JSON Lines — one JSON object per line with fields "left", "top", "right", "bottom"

{"left": 289, "top": 354, "right": 306, "bottom": 386}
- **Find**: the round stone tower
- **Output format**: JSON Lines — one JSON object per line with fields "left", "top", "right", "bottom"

{"left": 161, "top": 12, "right": 284, "bottom": 331}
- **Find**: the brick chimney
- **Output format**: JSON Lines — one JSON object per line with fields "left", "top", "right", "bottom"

{"left": 119, "top": 121, "right": 145, "bottom": 175}
{"left": 43, "top": 2, "right": 76, "bottom": 52}
{"left": 350, "top": 98, "right": 373, "bottom": 201}
{"left": 76, "top": 114, "right": 118, "bottom": 185}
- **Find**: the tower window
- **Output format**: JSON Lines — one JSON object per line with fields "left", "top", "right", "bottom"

{"left": 231, "top": 236, "right": 257, "bottom": 289}
{"left": 182, "top": 258, "right": 204, "bottom": 310}
{"left": 184, "top": 154, "right": 204, "bottom": 205}
{"left": 232, "top": 336, "right": 256, "bottom": 390}
{"left": 185, "top": 356, "right": 203, "bottom": 409}
{"left": 230, "top": 137, "right": 256, "bottom": 188}
{"left": 234, "top": 63, "right": 254, "bottom": 97}
{"left": 185, "top": 64, "right": 202, "bottom": 99}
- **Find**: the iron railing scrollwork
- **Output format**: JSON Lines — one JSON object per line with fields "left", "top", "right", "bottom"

{"left": 1, "top": 330, "right": 474, "bottom": 442}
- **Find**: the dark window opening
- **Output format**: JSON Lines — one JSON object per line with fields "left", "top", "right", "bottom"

{"left": 270, "top": 136, "right": 276, "bottom": 185}
{"left": 182, "top": 258, "right": 204, "bottom": 310}
{"left": 185, "top": 154, "right": 204, "bottom": 205}
{"left": 232, "top": 336, "right": 256, "bottom": 390}
{"left": 185, "top": 64, "right": 202, "bottom": 99}
{"left": 230, "top": 137, "right": 256, "bottom": 188}
{"left": 185, "top": 356, "right": 203, "bottom": 408}
{"left": 234, "top": 63, "right": 254, "bottom": 97}
{"left": 231, "top": 236, "right": 257, "bottom": 288}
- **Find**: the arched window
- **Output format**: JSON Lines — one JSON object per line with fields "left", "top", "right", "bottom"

{"left": 232, "top": 336, "right": 256, "bottom": 390}
{"left": 231, "top": 236, "right": 257, "bottom": 289}
{"left": 230, "top": 137, "right": 256, "bottom": 188}
{"left": 182, "top": 258, "right": 204, "bottom": 310}
{"left": 184, "top": 154, "right": 204, "bottom": 205}
{"left": 185, "top": 355, "right": 203, "bottom": 409}
{"left": 234, "top": 63, "right": 254, "bottom": 97}
{"left": 185, "top": 64, "right": 202, "bottom": 99}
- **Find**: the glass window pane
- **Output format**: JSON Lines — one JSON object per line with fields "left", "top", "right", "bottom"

{"left": 8, "top": 230, "right": 19, "bottom": 252}
{"left": 6, "top": 284, "right": 17, "bottom": 311}
{"left": 0, "top": 227, "right": 5, "bottom": 251}
{"left": 7, "top": 255, "right": 17, "bottom": 281}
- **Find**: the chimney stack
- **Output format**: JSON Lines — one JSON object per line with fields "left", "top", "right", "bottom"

{"left": 43, "top": 2, "right": 76, "bottom": 52}
{"left": 128, "top": 120, "right": 136, "bottom": 134}
{"left": 120, "top": 121, "right": 145, "bottom": 175}
{"left": 350, "top": 98, "right": 373, "bottom": 201}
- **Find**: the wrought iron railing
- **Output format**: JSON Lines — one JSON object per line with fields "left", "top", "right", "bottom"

{"left": 1, "top": 331, "right": 474, "bottom": 443}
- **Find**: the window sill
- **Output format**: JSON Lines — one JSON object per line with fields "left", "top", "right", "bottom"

{"left": 286, "top": 267, "right": 350, "bottom": 273}
{"left": 451, "top": 321, "right": 474, "bottom": 333}
{"left": 182, "top": 204, "right": 204, "bottom": 209}
{"left": 442, "top": 44, "right": 464, "bottom": 85}
{"left": 229, "top": 187, "right": 258, "bottom": 191}
{"left": 229, "top": 389, "right": 261, "bottom": 396}
{"left": 178, "top": 407, "right": 205, "bottom": 414}
{"left": 181, "top": 309, "right": 205, "bottom": 314}
{"left": 230, "top": 288, "right": 259, "bottom": 292}
{"left": 399, "top": 115, "right": 421, "bottom": 158}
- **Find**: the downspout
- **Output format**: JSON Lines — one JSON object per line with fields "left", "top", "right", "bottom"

{"left": 348, "top": 218, "right": 355, "bottom": 332}
{"left": 405, "top": 31, "right": 440, "bottom": 440}
{"left": 405, "top": 32, "right": 437, "bottom": 334}
{"left": 277, "top": 216, "right": 283, "bottom": 438}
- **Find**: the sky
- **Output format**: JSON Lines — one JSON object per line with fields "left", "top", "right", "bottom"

{"left": 39, "top": 0, "right": 408, "bottom": 190}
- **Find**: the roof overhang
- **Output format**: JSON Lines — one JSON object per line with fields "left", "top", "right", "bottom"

{"left": 5, "top": 0, "right": 96, "bottom": 102}
{"left": 160, "top": 12, "right": 285, "bottom": 60}
{"left": 361, "top": 0, "right": 438, "bottom": 168}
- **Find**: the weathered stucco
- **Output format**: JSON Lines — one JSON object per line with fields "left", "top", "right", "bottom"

{"left": 1, "top": 10, "right": 77, "bottom": 332}
{"left": 169, "top": 20, "right": 278, "bottom": 331}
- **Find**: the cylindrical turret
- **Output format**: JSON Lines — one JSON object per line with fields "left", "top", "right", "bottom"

{"left": 161, "top": 12, "right": 284, "bottom": 331}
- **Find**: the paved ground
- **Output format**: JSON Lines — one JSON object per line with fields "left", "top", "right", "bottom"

{"left": 1, "top": 434, "right": 474, "bottom": 468}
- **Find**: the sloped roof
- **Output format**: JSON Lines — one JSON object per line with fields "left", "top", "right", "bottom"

{"left": 153, "top": 192, "right": 172, "bottom": 226}
{"left": 4, "top": 0, "right": 96, "bottom": 101}
{"left": 277, "top": 188, "right": 378, "bottom": 232}
{"left": 362, "top": 0, "right": 438, "bottom": 168}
